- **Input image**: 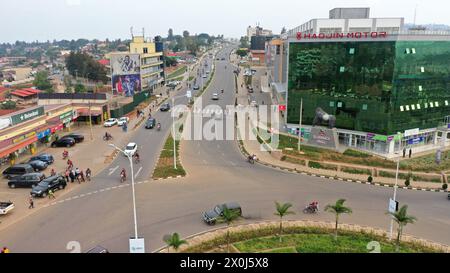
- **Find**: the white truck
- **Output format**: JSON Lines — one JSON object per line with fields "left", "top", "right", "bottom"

{"left": 0, "top": 201, "right": 14, "bottom": 215}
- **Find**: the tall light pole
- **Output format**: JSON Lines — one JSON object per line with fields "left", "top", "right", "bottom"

{"left": 108, "top": 143, "right": 140, "bottom": 249}
{"left": 298, "top": 98, "right": 303, "bottom": 152}
{"left": 389, "top": 132, "right": 402, "bottom": 240}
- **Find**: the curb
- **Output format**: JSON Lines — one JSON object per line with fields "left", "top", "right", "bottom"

{"left": 235, "top": 135, "right": 447, "bottom": 194}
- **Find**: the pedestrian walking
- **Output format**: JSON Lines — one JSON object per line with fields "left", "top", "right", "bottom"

{"left": 80, "top": 170, "right": 85, "bottom": 182}
{"left": 65, "top": 169, "right": 70, "bottom": 183}
{"left": 48, "top": 189, "right": 55, "bottom": 199}
{"left": 75, "top": 168, "right": 81, "bottom": 183}
{"left": 86, "top": 168, "right": 92, "bottom": 182}
{"left": 67, "top": 159, "right": 73, "bottom": 169}
{"left": 69, "top": 169, "right": 76, "bottom": 183}
{"left": 1, "top": 247, "right": 10, "bottom": 253}
{"left": 403, "top": 147, "right": 406, "bottom": 158}
{"left": 409, "top": 148, "right": 412, "bottom": 158}
{"left": 50, "top": 168, "right": 56, "bottom": 176}
{"left": 28, "top": 195, "right": 34, "bottom": 209}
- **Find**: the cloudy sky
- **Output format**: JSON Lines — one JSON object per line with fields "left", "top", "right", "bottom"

{"left": 1, "top": 0, "right": 448, "bottom": 42}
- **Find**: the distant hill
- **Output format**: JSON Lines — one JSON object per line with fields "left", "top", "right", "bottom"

{"left": 404, "top": 23, "right": 450, "bottom": 31}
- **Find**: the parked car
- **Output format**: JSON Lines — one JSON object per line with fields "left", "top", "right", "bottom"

{"left": 103, "top": 118, "right": 118, "bottom": 127}
{"left": 26, "top": 160, "right": 48, "bottom": 172}
{"left": 117, "top": 117, "right": 130, "bottom": 126}
{"left": 62, "top": 133, "right": 84, "bottom": 143}
{"left": 124, "top": 143, "right": 138, "bottom": 157}
{"left": 51, "top": 137, "right": 76, "bottom": 148}
{"left": 193, "top": 85, "right": 200, "bottom": 90}
{"left": 8, "top": 173, "right": 46, "bottom": 188}
{"left": 29, "top": 153, "right": 54, "bottom": 165}
{"left": 202, "top": 202, "right": 242, "bottom": 225}
{"left": 202, "top": 74, "right": 207, "bottom": 79}
{"left": 145, "top": 118, "right": 156, "bottom": 129}
{"left": 160, "top": 103, "right": 171, "bottom": 112}
{"left": 2, "top": 164, "right": 35, "bottom": 179}
{"left": 30, "top": 175, "right": 67, "bottom": 198}
{"left": 221, "top": 57, "right": 226, "bottom": 61}
{"left": 0, "top": 201, "right": 14, "bottom": 215}
{"left": 85, "top": 246, "right": 109, "bottom": 253}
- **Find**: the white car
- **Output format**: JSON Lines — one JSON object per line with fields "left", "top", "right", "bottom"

{"left": 117, "top": 117, "right": 130, "bottom": 126}
{"left": 103, "top": 118, "right": 118, "bottom": 127}
{"left": 212, "top": 93, "right": 219, "bottom": 100}
{"left": 124, "top": 142, "right": 138, "bottom": 157}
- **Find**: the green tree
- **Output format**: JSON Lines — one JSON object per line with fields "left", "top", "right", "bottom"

{"left": 183, "top": 30, "right": 190, "bottom": 38}
{"left": 33, "top": 71, "right": 53, "bottom": 92}
{"left": 168, "top": 28, "right": 174, "bottom": 41}
{"left": 274, "top": 202, "right": 295, "bottom": 242}
{"left": 0, "top": 100, "right": 16, "bottom": 110}
{"left": 324, "top": 199, "right": 353, "bottom": 241}
{"left": 239, "top": 36, "right": 249, "bottom": 48}
{"left": 74, "top": 83, "right": 86, "bottom": 93}
{"left": 236, "top": 49, "right": 248, "bottom": 58}
{"left": 163, "top": 233, "right": 187, "bottom": 253}
{"left": 387, "top": 205, "right": 417, "bottom": 252}
{"left": 220, "top": 206, "right": 241, "bottom": 253}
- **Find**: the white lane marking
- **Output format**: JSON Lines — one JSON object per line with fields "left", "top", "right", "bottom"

{"left": 230, "top": 161, "right": 236, "bottom": 166}
{"left": 108, "top": 166, "right": 119, "bottom": 176}
{"left": 135, "top": 167, "right": 143, "bottom": 179}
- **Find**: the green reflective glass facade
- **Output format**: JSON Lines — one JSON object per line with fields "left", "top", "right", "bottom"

{"left": 287, "top": 40, "right": 450, "bottom": 135}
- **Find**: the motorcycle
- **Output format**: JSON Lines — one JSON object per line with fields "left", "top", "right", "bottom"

{"left": 62, "top": 151, "right": 69, "bottom": 160}
{"left": 303, "top": 205, "right": 319, "bottom": 214}
{"left": 120, "top": 173, "right": 126, "bottom": 183}
{"left": 247, "top": 155, "right": 257, "bottom": 164}
{"left": 103, "top": 134, "right": 113, "bottom": 141}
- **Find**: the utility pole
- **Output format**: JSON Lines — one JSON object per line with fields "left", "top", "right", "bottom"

{"left": 298, "top": 98, "right": 303, "bottom": 151}
{"left": 88, "top": 101, "right": 94, "bottom": 140}
{"left": 389, "top": 132, "right": 402, "bottom": 240}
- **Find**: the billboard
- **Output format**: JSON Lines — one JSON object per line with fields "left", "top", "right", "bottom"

{"left": 112, "top": 74, "right": 141, "bottom": 97}
{"left": 111, "top": 54, "right": 140, "bottom": 75}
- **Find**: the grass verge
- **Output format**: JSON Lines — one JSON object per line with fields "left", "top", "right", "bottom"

{"left": 182, "top": 225, "right": 441, "bottom": 253}
{"left": 152, "top": 133, "right": 186, "bottom": 179}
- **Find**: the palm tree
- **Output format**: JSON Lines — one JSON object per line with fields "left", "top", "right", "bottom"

{"left": 324, "top": 199, "right": 353, "bottom": 241}
{"left": 274, "top": 202, "right": 295, "bottom": 242}
{"left": 163, "top": 233, "right": 187, "bottom": 253}
{"left": 220, "top": 206, "right": 241, "bottom": 253}
{"left": 388, "top": 205, "right": 417, "bottom": 252}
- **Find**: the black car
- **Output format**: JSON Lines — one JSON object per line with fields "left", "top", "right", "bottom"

{"left": 202, "top": 202, "right": 242, "bottom": 225}
{"left": 26, "top": 160, "right": 48, "bottom": 172}
{"left": 8, "top": 173, "right": 45, "bottom": 188}
{"left": 145, "top": 118, "right": 156, "bottom": 129}
{"left": 2, "top": 164, "right": 35, "bottom": 179}
{"left": 31, "top": 175, "right": 67, "bottom": 198}
{"left": 29, "top": 153, "right": 54, "bottom": 164}
{"left": 51, "top": 137, "right": 76, "bottom": 148}
{"left": 62, "top": 133, "right": 84, "bottom": 143}
{"left": 160, "top": 103, "right": 171, "bottom": 112}
{"left": 221, "top": 57, "right": 226, "bottom": 61}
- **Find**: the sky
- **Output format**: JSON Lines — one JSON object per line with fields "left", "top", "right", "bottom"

{"left": 1, "top": 0, "right": 449, "bottom": 43}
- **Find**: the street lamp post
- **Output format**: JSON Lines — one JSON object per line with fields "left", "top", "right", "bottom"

{"left": 172, "top": 96, "right": 177, "bottom": 170}
{"left": 108, "top": 144, "right": 139, "bottom": 242}
{"left": 389, "top": 132, "right": 402, "bottom": 240}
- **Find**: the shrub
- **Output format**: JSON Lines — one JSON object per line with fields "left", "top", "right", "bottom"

{"left": 280, "top": 156, "right": 287, "bottom": 161}
{"left": 341, "top": 167, "right": 371, "bottom": 175}
{"left": 404, "top": 179, "right": 411, "bottom": 187}
{"left": 343, "top": 149, "right": 371, "bottom": 158}
{"left": 443, "top": 183, "right": 448, "bottom": 190}
{"left": 308, "top": 161, "right": 337, "bottom": 171}
{"left": 379, "top": 171, "right": 396, "bottom": 178}
{"left": 368, "top": 176, "right": 373, "bottom": 183}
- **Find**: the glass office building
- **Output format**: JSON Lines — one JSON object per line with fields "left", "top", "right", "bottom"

{"left": 286, "top": 34, "right": 450, "bottom": 155}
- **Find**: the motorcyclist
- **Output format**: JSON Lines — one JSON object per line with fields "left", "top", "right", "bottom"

{"left": 62, "top": 150, "right": 69, "bottom": 159}
{"left": 120, "top": 168, "right": 126, "bottom": 182}
{"left": 221, "top": 89, "right": 224, "bottom": 93}
{"left": 133, "top": 152, "right": 140, "bottom": 163}
{"left": 104, "top": 132, "right": 112, "bottom": 140}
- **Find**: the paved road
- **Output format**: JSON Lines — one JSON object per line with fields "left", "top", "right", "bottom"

{"left": 0, "top": 46, "right": 449, "bottom": 253}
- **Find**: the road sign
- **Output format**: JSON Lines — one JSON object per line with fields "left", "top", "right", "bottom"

{"left": 186, "top": 90, "right": 192, "bottom": 98}
{"left": 388, "top": 198, "right": 399, "bottom": 213}
{"left": 129, "top": 237, "right": 145, "bottom": 253}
